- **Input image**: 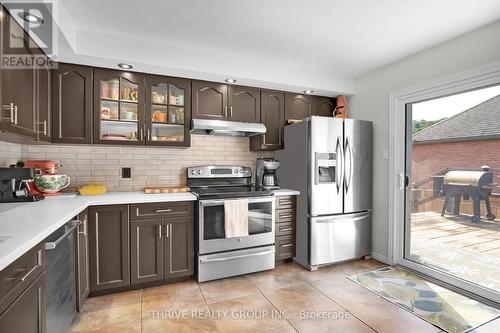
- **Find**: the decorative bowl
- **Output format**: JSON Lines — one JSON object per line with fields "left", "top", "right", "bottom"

{"left": 34, "top": 174, "right": 71, "bottom": 194}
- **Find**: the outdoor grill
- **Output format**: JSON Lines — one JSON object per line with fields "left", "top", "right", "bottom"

{"left": 441, "top": 166, "right": 496, "bottom": 222}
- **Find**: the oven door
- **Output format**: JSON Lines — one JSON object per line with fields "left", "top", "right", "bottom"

{"left": 199, "top": 197, "right": 275, "bottom": 254}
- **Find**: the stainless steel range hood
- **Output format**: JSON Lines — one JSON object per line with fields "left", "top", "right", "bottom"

{"left": 191, "top": 119, "right": 266, "bottom": 137}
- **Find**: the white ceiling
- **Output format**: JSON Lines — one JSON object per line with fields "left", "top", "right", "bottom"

{"left": 54, "top": 0, "right": 500, "bottom": 96}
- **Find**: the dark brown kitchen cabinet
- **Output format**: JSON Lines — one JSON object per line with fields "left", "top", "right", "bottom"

{"left": 76, "top": 209, "right": 90, "bottom": 311}
{"left": 0, "top": 7, "right": 37, "bottom": 138}
{"left": 88, "top": 205, "right": 130, "bottom": 292}
{"left": 94, "top": 69, "right": 145, "bottom": 145}
{"left": 191, "top": 80, "right": 227, "bottom": 120}
{"left": 52, "top": 63, "right": 93, "bottom": 144}
{"left": 228, "top": 86, "right": 260, "bottom": 122}
{"left": 165, "top": 217, "right": 194, "bottom": 279}
{"left": 130, "top": 219, "right": 164, "bottom": 284}
{"left": 35, "top": 65, "right": 52, "bottom": 142}
{"left": 145, "top": 75, "right": 191, "bottom": 147}
{"left": 314, "top": 96, "right": 336, "bottom": 117}
{"left": 274, "top": 195, "right": 297, "bottom": 263}
{"left": 250, "top": 90, "right": 285, "bottom": 151}
{"left": 285, "top": 93, "right": 313, "bottom": 123}
{"left": 0, "top": 272, "right": 46, "bottom": 333}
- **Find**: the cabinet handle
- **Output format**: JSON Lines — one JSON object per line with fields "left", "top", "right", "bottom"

{"left": 147, "top": 129, "right": 151, "bottom": 141}
{"left": 278, "top": 126, "right": 282, "bottom": 146}
{"left": 230, "top": 106, "right": 233, "bottom": 118}
{"left": 157, "top": 225, "right": 162, "bottom": 239}
{"left": 165, "top": 224, "right": 170, "bottom": 238}
{"left": 224, "top": 106, "right": 228, "bottom": 118}
{"left": 139, "top": 128, "right": 144, "bottom": 141}
{"left": 155, "top": 209, "right": 172, "bottom": 213}
{"left": 20, "top": 264, "right": 39, "bottom": 282}
{"left": 280, "top": 200, "right": 292, "bottom": 205}
{"left": 13, "top": 105, "right": 18, "bottom": 125}
{"left": 280, "top": 227, "right": 293, "bottom": 232}
{"left": 279, "top": 214, "right": 293, "bottom": 219}
{"left": 281, "top": 243, "right": 293, "bottom": 248}
{"left": 2, "top": 103, "right": 14, "bottom": 123}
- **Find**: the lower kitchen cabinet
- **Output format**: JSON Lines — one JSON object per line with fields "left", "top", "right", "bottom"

{"left": 130, "top": 219, "right": 164, "bottom": 284}
{"left": 165, "top": 217, "right": 194, "bottom": 279}
{"left": 130, "top": 203, "right": 195, "bottom": 285}
{"left": 76, "top": 209, "right": 90, "bottom": 311}
{"left": 274, "top": 195, "right": 297, "bottom": 263}
{"left": 0, "top": 272, "right": 46, "bottom": 333}
{"left": 88, "top": 205, "right": 130, "bottom": 292}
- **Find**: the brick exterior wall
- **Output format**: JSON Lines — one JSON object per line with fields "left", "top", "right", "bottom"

{"left": 412, "top": 139, "right": 500, "bottom": 191}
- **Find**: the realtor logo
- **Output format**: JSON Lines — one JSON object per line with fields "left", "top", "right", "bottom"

{"left": 2, "top": 1, "right": 57, "bottom": 69}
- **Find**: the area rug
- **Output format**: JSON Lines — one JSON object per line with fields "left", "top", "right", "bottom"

{"left": 348, "top": 267, "right": 500, "bottom": 333}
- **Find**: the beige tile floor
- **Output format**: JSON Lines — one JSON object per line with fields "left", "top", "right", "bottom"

{"left": 70, "top": 259, "right": 500, "bottom": 333}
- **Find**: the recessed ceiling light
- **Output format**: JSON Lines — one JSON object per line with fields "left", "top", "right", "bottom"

{"left": 19, "top": 12, "right": 44, "bottom": 24}
{"left": 225, "top": 79, "right": 237, "bottom": 83}
{"left": 118, "top": 63, "right": 133, "bottom": 69}
{"left": 303, "top": 90, "right": 314, "bottom": 94}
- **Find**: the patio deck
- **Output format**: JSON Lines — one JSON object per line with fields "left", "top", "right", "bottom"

{"left": 409, "top": 211, "right": 500, "bottom": 292}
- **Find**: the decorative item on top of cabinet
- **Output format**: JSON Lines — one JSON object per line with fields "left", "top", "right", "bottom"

{"left": 94, "top": 69, "right": 145, "bottom": 145}
{"left": 191, "top": 80, "right": 227, "bottom": 120}
{"left": 250, "top": 90, "right": 285, "bottom": 151}
{"left": 314, "top": 96, "right": 337, "bottom": 117}
{"left": 274, "top": 195, "right": 297, "bottom": 263}
{"left": 285, "top": 93, "right": 313, "bottom": 124}
{"left": 228, "top": 85, "right": 260, "bottom": 123}
{"left": 145, "top": 75, "right": 191, "bottom": 147}
{"left": 88, "top": 205, "right": 130, "bottom": 292}
{"left": 53, "top": 63, "right": 93, "bottom": 144}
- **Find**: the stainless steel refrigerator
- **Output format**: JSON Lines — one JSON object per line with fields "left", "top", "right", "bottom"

{"left": 275, "top": 116, "right": 372, "bottom": 270}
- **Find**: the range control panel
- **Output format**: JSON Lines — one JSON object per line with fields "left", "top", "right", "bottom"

{"left": 187, "top": 166, "right": 252, "bottom": 178}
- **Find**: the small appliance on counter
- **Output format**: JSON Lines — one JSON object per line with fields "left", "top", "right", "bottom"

{"left": 256, "top": 158, "right": 281, "bottom": 190}
{"left": 25, "top": 160, "right": 70, "bottom": 196}
{"left": 0, "top": 167, "right": 44, "bottom": 202}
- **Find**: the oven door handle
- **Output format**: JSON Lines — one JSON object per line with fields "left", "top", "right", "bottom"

{"left": 200, "top": 197, "right": 275, "bottom": 206}
{"left": 199, "top": 249, "right": 276, "bottom": 263}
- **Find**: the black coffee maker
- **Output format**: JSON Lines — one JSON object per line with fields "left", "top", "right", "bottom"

{"left": 256, "top": 158, "right": 281, "bottom": 190}
{"left": 0, "top": 167, "right": 44, "bottom": 202}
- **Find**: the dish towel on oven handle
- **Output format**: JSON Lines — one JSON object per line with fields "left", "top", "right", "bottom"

{"left": 224, "top": 199, "right": 249, "bottom": 238}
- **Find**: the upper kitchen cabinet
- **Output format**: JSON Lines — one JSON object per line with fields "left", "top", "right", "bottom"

{"left": 145, "top": 75, "right": 191, "bottom": 147}
{"left": 228, "top": 86, "right": 260, "bottom": 123}
{"left": 0, "top": 6, "right": 36, "bottom": 138}
{"left": 35, "top": 64, "right": 52, "bottom": 142}
{"left": 94, "top": 69, "right": 145, "bottom": 145}
{"left": 53, "top": 63, "right": 93, "bottom": 144}
{"left": 285, "top": 93, "right": 314, "bottom": 123}
{"left": 192, "top": 81, "right": 227, "bottom": 120}
{"left": 314, "top": 96, "right": 336, "bottom": 117}
{"left": 250, "top": 90, "right": 285, "bottom": 151}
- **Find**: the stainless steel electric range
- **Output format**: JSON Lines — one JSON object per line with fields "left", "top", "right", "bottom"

{"left": 187, "top": 165, "right": 276, "bottom": 282}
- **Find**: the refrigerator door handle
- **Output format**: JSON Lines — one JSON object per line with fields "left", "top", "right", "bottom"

{"left": 344, "top": 136, "right": 353, "bottom": 193}
{"left": 335, "top": 136, "right": 343, "bottom": 193}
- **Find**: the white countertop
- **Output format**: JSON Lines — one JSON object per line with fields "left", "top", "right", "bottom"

{"left": 0, "top": 192, "right": 197, "bottom": 271}
{"left": 272, "top": 188, "right": 301, "bottom": 196}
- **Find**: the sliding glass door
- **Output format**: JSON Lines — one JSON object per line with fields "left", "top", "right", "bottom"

{"left": 402, "top": 84, "right": 500, "bottom": 303}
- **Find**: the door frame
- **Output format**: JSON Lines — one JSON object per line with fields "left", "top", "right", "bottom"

{"left": 388, "top": 61, "right": 500, "bottom": 303}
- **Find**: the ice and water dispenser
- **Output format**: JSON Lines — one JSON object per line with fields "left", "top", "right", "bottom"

{"left": 315, "top": 152, "right": 337, "bottom": 184}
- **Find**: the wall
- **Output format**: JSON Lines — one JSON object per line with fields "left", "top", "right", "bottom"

{"left": 0, "top": 142, "right": 23, "bottom": 167}
{"left": 412, "top": 139, "right": 500, "bottom": 188}
{"left": 14, "top": 135, "right": 271, "bottom": 192}
{"left": 349, "top": 20, "right": 500, "bottom": 262}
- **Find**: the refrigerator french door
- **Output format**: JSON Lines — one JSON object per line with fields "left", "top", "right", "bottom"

{"left": 276, "top": 116, "right": 373, "bottom": 270}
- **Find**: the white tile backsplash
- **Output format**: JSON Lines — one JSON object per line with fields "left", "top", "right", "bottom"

{"left": 9, "top": 135, "right": 272, "bottom": 192}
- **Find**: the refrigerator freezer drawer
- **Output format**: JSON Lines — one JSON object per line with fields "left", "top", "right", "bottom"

{"left": 310, "top": 212, "right": 371, "bottom": 266}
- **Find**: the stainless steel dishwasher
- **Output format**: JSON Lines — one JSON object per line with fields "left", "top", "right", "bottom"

{"left": 44, "top": 219, "right": 80, "bottom": 333}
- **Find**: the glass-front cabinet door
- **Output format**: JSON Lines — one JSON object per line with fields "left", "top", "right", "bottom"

{"left": 146, "top": 75, "right": 190, "bottom": 147}
{"left": 94, "top": 69, "right": 145, "bottom": 144}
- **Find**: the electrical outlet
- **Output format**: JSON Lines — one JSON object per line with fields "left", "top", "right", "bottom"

{"left": 122, "top": 167, "right": 131, "bottom": 179}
